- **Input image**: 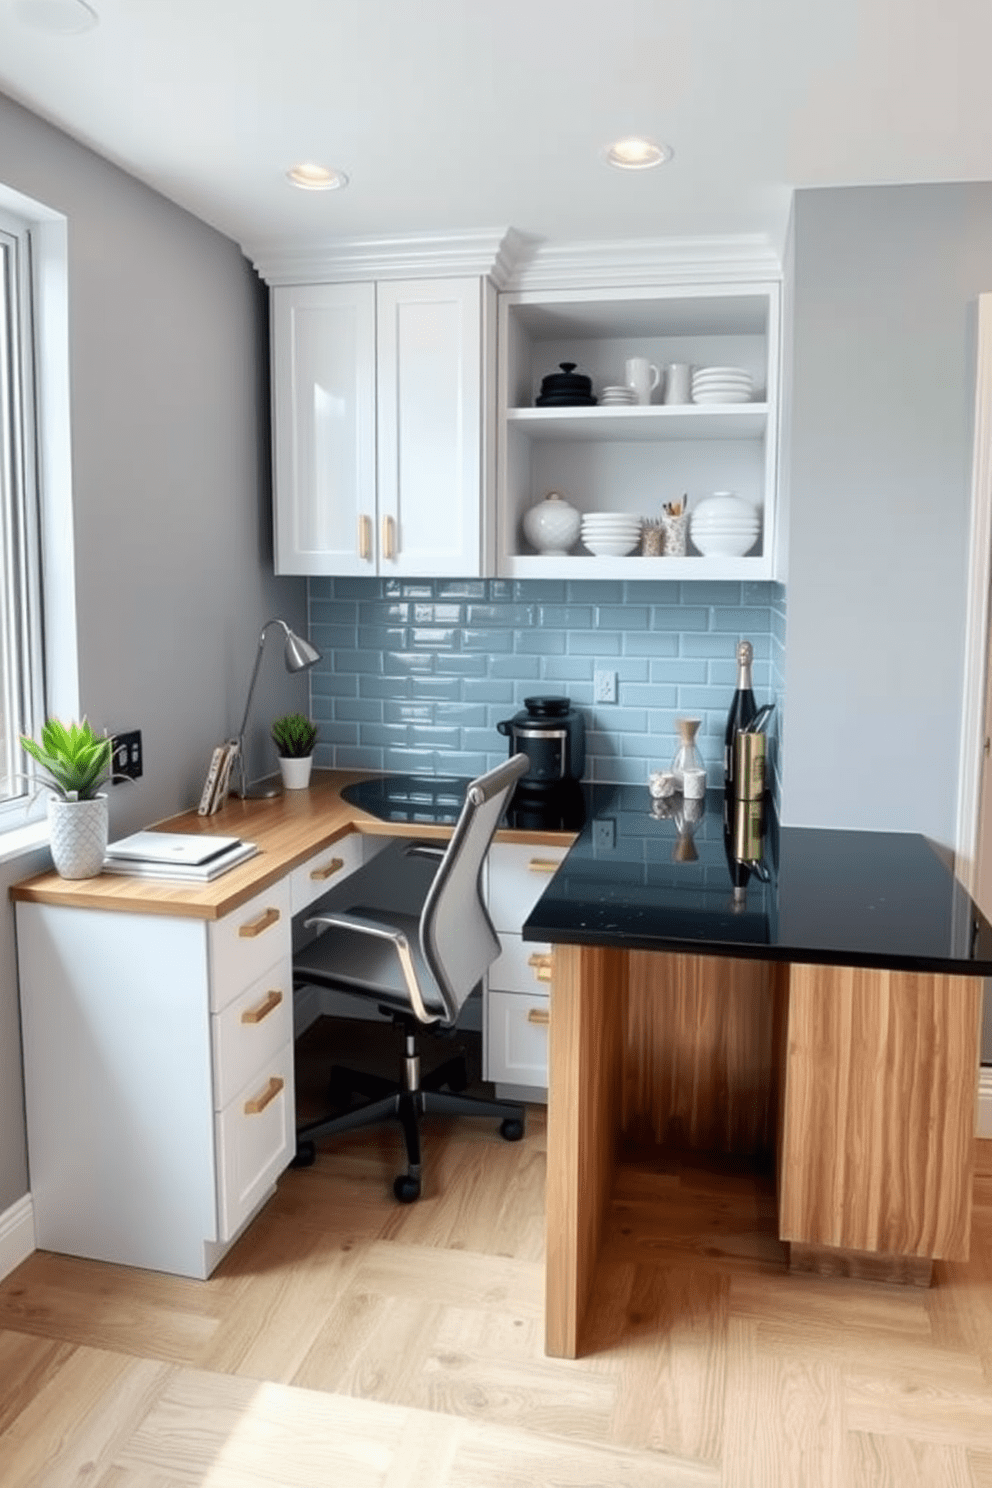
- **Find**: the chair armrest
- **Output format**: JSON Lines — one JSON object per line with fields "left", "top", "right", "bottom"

{"left": 403, "top": 842, "right": 446, "bottom": 862}
{"left": 303, "top": 912, "right": 437, "bottom": 1025}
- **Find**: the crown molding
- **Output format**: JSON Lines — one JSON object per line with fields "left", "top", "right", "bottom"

{"left": 246, "top": 227, "right": 530, "bottom": 288}
{"left": 245, "top": 227, "right": 781, "bottom": 291}
{"left": 503, "top": 234, "right": 782, "bottom": 292}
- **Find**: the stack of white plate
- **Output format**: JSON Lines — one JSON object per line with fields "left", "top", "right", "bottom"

{"left": 599, "top": 385, "right": 637, "bottom": 407}
{"left": 691, "top": 366, "right": 753, "bottom": 405}
{"left": 580, "top": 511, "right": 642, "bottom": 557}
{"left": 689, "top": 494, "right": 760, "bottom": 557}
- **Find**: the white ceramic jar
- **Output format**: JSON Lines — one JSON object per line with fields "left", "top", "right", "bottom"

{"left": 522, "top": 492, "right": 581, "bottom": 556}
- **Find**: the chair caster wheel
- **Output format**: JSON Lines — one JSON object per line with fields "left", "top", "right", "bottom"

{"left": 393, "top": 1174, "right": 421, "bottom": 1204}
{"left": 290, "top": 1140, "right": 316, "bottom": 1168}
{"left": 500, "top": 1118, "right": 524, "bottom": 1142}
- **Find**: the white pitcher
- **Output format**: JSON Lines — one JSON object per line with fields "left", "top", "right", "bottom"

{"left": 624, "top": 357, "right": 661, "bottom": 405}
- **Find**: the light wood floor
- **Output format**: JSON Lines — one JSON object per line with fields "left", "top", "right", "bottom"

{"left": 2, "top": 1018, "right": 992, "bottom": 1486}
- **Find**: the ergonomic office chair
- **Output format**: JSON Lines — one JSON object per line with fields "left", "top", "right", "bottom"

{"left": 292, "top": 752, "right": 531, "bottom": 1202}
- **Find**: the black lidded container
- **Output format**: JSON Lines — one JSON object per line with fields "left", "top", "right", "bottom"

{"left": 496, "top": 696, "right": 586, "bottom": 787}
{"left": 535, "top": 362, "right": 597, "bottom": 407}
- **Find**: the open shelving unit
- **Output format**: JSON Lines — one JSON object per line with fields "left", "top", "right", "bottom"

{"left": 496, "top": 283, "right": 781, "bottom": 581}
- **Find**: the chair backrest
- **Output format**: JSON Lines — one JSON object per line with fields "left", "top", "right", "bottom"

{"left": 419, "top": 753, "right": 530, "bottom": 1024}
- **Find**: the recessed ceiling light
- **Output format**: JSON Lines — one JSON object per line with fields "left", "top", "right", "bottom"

{"left": 605, "top": 138, "right": 672, "bottom": 171}
{"left": 13, "top": 0, "right": 99, "bottom": 34}
{"left": 286, "top": 163, "right": 349, "bottom": 192}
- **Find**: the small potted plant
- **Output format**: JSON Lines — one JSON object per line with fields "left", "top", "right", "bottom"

{"left": 271, "top": 712, "right": 318, "bottom": 790}
{"left": 20, "top": 718, "right": 114, "bottom": 878}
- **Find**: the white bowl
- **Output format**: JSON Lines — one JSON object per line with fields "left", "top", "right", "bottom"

{"left": 583, "top": 536, "right": 640, "bottom": 556}
{"left": 690, "top": 495, "right": 760, "bottom": 556}
{"left": 692, "top": 366, "right": 751, "bottom": 380}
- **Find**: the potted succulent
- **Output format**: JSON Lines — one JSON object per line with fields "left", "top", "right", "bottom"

{"left": 271, "top": 712, "right": 318, "bottom": 790}
{"left": 20, "top": 718, "right": 114, "bottom": 878}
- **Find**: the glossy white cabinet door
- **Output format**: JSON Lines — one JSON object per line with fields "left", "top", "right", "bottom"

{"left": 272, "top": 276, "right": 491, "bottom": 576}
{"left": 271, "top": 282, "right": 376, "bottom": 575}
{"left": 376, "top": 277, "right": 486, "bottom": 577}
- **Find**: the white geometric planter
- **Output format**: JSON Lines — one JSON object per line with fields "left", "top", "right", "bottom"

{"left": 278, "top": 756, "right": 313, "bottom": 791}
{"left": 47, "top": 794, "right": 109, "bottom": 879}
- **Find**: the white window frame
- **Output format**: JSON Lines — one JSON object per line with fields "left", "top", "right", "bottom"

{"left": 0, "top": 185, "right": 78, "bottom": 840}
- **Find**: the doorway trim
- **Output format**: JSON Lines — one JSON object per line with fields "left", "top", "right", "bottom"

{"left": 956, "top": 294, "right": 992, "bottom": 893}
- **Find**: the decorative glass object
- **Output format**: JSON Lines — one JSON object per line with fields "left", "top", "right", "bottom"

{"left": 671, "top": 716, "right": 704, "bottom": 789}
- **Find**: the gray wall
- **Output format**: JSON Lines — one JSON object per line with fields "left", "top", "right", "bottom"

{"left": 782, "top": 183, "right": 992, "bottom": 846}
{"left": 0, "top": 93, "right": 306, "bottom": 1213}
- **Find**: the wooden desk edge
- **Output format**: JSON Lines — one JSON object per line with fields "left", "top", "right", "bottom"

{"left": 9, "top": 768, "right": 577, "bottom": 921}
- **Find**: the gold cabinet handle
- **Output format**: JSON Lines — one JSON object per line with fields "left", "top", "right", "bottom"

{"left": 528, "top": 953, "right": 553, "bottom": 983}
{"left": 241, "top": 988, "right": 283, "bottom": 1025}
{"left": 381, "top": 514, "right": 396, "bottom": 560}
{"left": 244, "top": 1075, "right": 284, "bottom": 1116}
{"left": 527, "top": 1006, "right": 550, "bottom": 1026}
{"left": 527, "top": 858, "right": 560, "bottom": 874}
{"left": 310, "top": 856, "right": 345, "bottom": 882}
{"left": 238, "top": 906, "right": 281, "bottom": 939}
{"left": 358, "top": 514, "right": 373, "bottom": 561}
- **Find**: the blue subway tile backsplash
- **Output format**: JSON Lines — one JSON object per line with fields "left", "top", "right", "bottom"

{"left": 308, "top": 578, "right": 787, "bottom": 795}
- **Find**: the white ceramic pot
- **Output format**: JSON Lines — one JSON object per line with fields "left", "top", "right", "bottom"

{"left": 279, "top": 755, "right": 313, "bottom": 790}
{"left": 48, "top": 793, "right": 109, "bottom": 879}
{"left": 522, "top": 492, "right": 581, "bottom": 556}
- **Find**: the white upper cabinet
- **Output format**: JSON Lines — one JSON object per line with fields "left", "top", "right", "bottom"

{"left": 272, "top": 276, "right": 492, "bottom": 577}
{"left": 496, "top": 282, "right": 781, "bottom": 580}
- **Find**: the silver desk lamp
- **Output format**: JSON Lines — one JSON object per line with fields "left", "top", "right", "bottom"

{"left": 234, "top": 618, "right": 321, "bottom": 799}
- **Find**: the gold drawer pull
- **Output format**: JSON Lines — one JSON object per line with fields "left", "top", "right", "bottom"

{"left": 528, "top": 953, "right": 553, "bottom": 983}
{"left": 358, "top": 514, "right": 372, "bottom": 561}
{"left": 241, "top": 988, "right": 283, "bottom": 1025}
{"left": 527, "top": 1007, "right": 550, "bottom": 1026}
{"left": 238, "top": 906, "right": 281, "bottom": 939}
{"left": 527, "top": 858, "right": 560, "bottom": 874}
{"left": 310, "top": 857, "right": 345, "bottom": 882}
{"left": 244, "top": 1075, "right": 284, "bottom": 1116}
{"left": 381, "top": 514, "right": 396, "bottom": 560}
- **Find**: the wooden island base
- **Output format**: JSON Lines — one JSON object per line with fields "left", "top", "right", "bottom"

{"left": 544, "top": 944, "right": 981, "bottom": 1359}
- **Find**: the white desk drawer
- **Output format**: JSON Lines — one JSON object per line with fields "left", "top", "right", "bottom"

{"left": 209, "top": 880, "right": 292, "bottom": 1012}
{"left": 289, "top": 833, "right": 365, "bottom": 917}
{"left": 488, "top": 932, "right": 552, "bottom": 995}
{"left": 486, "top": 989, "right": 549, "bottom": 1088}
{"left": 212, "top": 956, "right": 293, "bottom": 1110}
{"left": 215, "top": 1040, "right": 294, "bottom": 1242}
{"left": 487, "top": 843, "right": 568, "bottom": 933}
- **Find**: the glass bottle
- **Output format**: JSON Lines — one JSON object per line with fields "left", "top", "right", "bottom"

{"left": 724, "top": 639, "right": 757, "bottom": 794}
{"left": 671, "top": 716, "right": 703, "bottom": 789}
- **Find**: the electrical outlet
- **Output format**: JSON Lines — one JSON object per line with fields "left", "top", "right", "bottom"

{"left": 592, "top": 817, "right": 616, "bottom": 852}
{"left": 594, "top": 669, "right": 617, "bottom": 704}
{"left": 110, "top": 729, "right": 143, "bottom": 782}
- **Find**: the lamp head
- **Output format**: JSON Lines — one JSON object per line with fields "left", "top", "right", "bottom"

{"left": 283, "top": 629, "right": 321, "bottom": 672}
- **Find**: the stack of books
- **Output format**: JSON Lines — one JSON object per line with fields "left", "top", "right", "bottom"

{"left": 104, "top": 831, "right": 257, "bottom": 882}
{"left": 198, "top": 740, "right": 240, "bottom": 815}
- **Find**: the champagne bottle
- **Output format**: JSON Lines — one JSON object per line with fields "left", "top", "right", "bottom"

{"left": 724, "top": 639, "right": 757, "bottom": 793}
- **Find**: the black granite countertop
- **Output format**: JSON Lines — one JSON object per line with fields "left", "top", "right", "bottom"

{"left": 521, "top": 784, "right": 992, "bottom": 976}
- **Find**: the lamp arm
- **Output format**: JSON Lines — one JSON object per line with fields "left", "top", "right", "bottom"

{"left": 235, "top": 619, "right": 290, "bottom": 798}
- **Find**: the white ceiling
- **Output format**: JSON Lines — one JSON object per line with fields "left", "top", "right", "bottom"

{"left": 0, "top": 0, "right": 990, "bottom": 262}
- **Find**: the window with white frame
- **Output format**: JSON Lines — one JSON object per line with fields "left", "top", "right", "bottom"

{"left": 0, "top": 207, "right": 46, "bottom": 824}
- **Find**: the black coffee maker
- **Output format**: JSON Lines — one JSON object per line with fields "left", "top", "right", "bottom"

{"left": 496, "top": 696, "right": 585, "bottom": 788}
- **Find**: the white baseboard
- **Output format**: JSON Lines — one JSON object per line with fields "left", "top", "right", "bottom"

{"left": 979, "top": 1067, "right": 992, "bottom": 1139}
{"left": 0, "top": 1194, "right": 35, "bottom": 1281}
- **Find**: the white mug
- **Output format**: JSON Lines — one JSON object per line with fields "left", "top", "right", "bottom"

{"left": 625, "top": 357, "right": 661, "bottom": 405}
{"left": 663, "top": 362, "right": 692, "bottom": 405}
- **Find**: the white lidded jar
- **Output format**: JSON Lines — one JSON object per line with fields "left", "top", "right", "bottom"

{"left": 522, "top": 491, "right": 581, "bottom": 556}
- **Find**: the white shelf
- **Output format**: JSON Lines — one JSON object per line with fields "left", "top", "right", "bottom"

{"left": 507, "top": 404, "right": 768, "bottom": 443}
{"left": 503, "top": 551, "right": 773, "bottom": 582}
